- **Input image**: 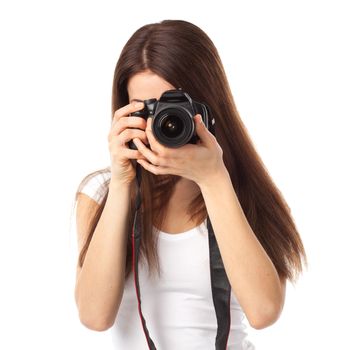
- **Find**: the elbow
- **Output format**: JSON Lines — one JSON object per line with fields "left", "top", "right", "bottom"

{"left": 75, "top": 296, "right": 115, "bottom": 332}
{"left": 79, "top": 312, "right": 114, "bottom": 332}
{"left": 249, "top": 301, "right": 283, "bottom": 330}
{"left": 75, "top": 288, "right": 115, "bottom": 332}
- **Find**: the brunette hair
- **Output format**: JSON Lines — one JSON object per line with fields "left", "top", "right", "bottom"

{"left": 74, "top": 19, "right": 308, "bottom": 284}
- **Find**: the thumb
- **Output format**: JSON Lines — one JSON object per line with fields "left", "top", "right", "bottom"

{"left": 194, "top": 114, "right": 211, "bottom": 145}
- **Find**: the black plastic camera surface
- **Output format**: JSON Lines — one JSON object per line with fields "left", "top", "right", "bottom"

{"left": 128, "top": 88, "right": 215, "bottom": 149}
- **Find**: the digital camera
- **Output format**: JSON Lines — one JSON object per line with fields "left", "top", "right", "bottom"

{"left": 128, "top": 88, "right": 215, "bottom": 149}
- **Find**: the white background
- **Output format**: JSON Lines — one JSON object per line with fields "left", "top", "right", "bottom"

{"left": 1, "top": 0, "right": 349, "bottom": 349}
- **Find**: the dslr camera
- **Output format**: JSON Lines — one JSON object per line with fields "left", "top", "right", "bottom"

{"left": 128, "top": 88, "right": 215, "bottom": 149}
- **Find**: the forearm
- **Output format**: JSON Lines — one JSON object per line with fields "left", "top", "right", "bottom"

{"left": 199, "top": 167, "right": 282, "bottom": 328}
{"left": 75, "top": 180, "right": 131, "bottom": 330}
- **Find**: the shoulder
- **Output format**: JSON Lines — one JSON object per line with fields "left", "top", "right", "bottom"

{"left": 77, "top": 167, "right": 111, "bottom": 205}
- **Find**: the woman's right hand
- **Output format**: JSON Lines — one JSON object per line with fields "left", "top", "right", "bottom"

{"left": 108, "top": 101, "right": 149, "bottom": 185}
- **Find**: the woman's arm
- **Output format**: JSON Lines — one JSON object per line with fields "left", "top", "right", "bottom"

{"left": 198, "top": 166, "right": 286, "bottom": 330}
{"left": 74, "top": 180, "right": 132, "bottom": 331}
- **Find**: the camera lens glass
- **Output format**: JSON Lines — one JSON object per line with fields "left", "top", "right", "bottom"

{"left": 153, "top": 107, "right": 194, "bottom": 147}
{"left": 160, "top": 114, "right": 184, "bottom": 138}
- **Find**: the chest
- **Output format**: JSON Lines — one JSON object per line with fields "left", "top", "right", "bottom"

{"left": 156, "top": 209, "right": 198, "bottom": 234}
{"left": 132, "top": 177, "right": 201, "bottom": 234}
{"left": 127, "top": 229, "right": 212, "bottom": 298}
{"left": 152, "top": 191, "right": 200, "bottom": 234}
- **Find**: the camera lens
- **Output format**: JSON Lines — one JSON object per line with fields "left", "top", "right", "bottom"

{"left": 160, "top": 115, "right": 184, "bottom": 138}
{"left": 153, "top": 107, "right": 194, "bottom": 148}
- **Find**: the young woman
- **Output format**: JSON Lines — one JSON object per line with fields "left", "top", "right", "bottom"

{"left": 74, "top": 20, "right": 307, "bottom": 350}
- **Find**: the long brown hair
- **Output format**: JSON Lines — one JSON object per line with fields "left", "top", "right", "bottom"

{"left": 74, "top": 19, "right": 308, "bottom": 285}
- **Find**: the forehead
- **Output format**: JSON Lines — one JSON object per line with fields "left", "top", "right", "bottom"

{"left": 127, "top": 70, "right": 175, "bottom": 102}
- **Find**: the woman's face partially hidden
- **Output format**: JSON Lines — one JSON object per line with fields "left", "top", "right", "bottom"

{"left": 127, "top": 70, "right": 192, "bottom": 187}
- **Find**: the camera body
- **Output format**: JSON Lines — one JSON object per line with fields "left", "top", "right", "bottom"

{"left": 128, "top": 88, "right": 215, "bottom": 149}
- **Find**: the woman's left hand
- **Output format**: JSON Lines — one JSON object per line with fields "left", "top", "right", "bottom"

{"left": 132, "top": 114, "right": 227, "bottom": 187}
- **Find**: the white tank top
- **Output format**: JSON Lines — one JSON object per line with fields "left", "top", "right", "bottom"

{"left": 78, "top": 171, "right": 256, "bottom": 350}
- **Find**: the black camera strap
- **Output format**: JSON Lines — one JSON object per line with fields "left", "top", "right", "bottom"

{"left": 131, "top": 162, "right": 232, "bottom": 349}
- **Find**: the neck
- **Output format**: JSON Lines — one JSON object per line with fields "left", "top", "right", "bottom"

{"left": 170, "top": 177, "right": 201, "bottom": 205}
